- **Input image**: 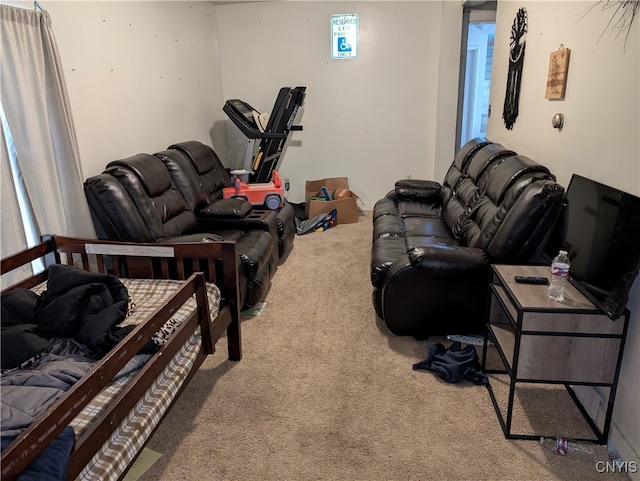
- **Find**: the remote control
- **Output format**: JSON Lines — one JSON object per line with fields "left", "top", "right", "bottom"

{"left": 514, "top": 275, "right": 549, "bottom": 285}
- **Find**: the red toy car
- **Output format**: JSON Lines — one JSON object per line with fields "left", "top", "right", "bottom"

{"left": 223, "top": 170, "right": 285, "bottom": 210}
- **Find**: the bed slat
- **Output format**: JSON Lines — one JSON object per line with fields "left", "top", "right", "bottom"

{"left": 68, "top": 277, "right": 210, "bottom": 479}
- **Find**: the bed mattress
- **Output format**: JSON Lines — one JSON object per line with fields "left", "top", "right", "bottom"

{"left": 2, "top": 277, "right": 220, "bottom": 481}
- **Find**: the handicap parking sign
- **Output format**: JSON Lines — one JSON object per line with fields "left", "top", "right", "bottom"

{"left": 337, "top": 37, "right": 352, "bottom": 52}
{"left": 331, "top": 14, "right": 358, "bottom": 59}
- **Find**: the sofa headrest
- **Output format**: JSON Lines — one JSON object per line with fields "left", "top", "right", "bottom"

{"left": 485, "top": 155, "right": 552, "bottom": 205}
{"left": 453, "top": 137, "right": 490, "bottom": 171}
{"left": 168, "top": 141, "right": 220, "bottom": 175}
{"left": 107, "top": 154, "right": 172, "bottom": 198}
{"left": 466, "top": 143, "right": 516, "bottom": 183}
{"left": 155, "top": 148, "right": 190, "bottom": 168}
{"left": 84, "top": 173, "right": 154, "bottom": 242}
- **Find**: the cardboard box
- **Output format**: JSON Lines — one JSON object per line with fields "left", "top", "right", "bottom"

{"left": 305, "top": 177, "right": 359, "bottom": 224}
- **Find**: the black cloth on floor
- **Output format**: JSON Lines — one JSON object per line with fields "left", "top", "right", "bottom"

{"left": 413, "top": 341, "right": 488, "bottom": 385}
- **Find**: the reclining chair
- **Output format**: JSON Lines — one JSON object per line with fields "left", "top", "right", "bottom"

{"left": 164, "top": 140, "right": 296, "bottom": 264}
{"left": 84, "top": 154, "right": 275, "bottom": 308}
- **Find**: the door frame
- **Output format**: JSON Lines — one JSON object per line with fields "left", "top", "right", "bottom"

{"left": 455, "top": 1, "right": 497, "bottom": 149}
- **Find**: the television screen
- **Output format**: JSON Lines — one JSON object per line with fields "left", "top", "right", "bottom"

{"left": 543, "top": 174, "right": 640, "bottom": 320}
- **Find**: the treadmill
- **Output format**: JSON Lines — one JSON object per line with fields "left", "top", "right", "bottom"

{"left": 223, "top": 86, "right": 306, "bottom": 183}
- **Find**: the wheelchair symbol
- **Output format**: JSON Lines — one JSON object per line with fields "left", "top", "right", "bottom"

{"left": 338, "top": 37, "right": 352, "bottom": 52}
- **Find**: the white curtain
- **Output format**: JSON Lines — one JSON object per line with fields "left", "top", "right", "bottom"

{"left": 0, "top": 111, "right": 27, "bottom": 258}
{"left": 0, "top": 4, "right": 95, "bottom": 259}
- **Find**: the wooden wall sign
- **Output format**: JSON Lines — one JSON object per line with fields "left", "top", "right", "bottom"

{"left": 545, "top": 47, "right": 570, "bottom": 99}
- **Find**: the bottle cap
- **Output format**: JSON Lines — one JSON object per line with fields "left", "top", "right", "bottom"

{"left": 559, "top": 250, "right": 568, "bottom": 255}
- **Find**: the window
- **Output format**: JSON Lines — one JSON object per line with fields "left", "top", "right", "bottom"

{"left": 1, "top": 100, "right": 40, "bottom": 249}
{"left": 456, "top": 1, "right": 497, "bottom": 148}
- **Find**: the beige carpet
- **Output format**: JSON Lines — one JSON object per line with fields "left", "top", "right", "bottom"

{"left": 141, "top": 210, "right": 625, "bottom": 481}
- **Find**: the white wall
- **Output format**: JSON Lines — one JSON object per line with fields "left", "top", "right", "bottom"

{"left": 19, "top": 0, "right": 462, "bottom": 206}
{"left": 10, "top": 0, "right": 637, "bottom": 464}
{"left": 22, "top": 1, "right": 229, "bottom": 178}
{"left": 488, "top": 1, "right": 639, "bottom": 472}
{"left": 215, "top": 1, "right": 462, "bottom": 206}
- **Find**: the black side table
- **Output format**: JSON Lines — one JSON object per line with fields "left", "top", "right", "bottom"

{"left": 482, "top": 264, "right": 629, "bottom": 443}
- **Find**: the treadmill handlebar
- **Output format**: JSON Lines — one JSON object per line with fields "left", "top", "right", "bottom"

{"left": 223, "top": 101, "right": 290, "bottom": 139}
{"left": 223, "top": 87, "right": 305, "bottom": 140}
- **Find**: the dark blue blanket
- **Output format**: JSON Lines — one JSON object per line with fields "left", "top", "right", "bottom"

{"left": 1, "top": 426, "right": 75, "bottom": 481}
{"left": 413, "top": 341, "right": 488, "bottom": 385}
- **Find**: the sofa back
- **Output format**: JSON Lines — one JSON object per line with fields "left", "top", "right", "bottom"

{"left": 165, "top": 141, "right": 231, "bottom": 210}
{"left": 442, "top": 142, "right": 516, "bottom": 239}
{"left": 84, "top": 173, "right": 153, "bottom": 242}
{"left": 155, "top": 148, "right": 209, "bottom": 212}
{"left": 103, "top": 154, "right": 198, "bottom": 241}
{"left": 457, "top": 154, "right": 563, "bottom": 262}
{"left": 439, "top": 137, "right": 490, "bottom": 209}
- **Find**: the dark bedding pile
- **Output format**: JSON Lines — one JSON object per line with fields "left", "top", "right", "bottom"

{"left": 1, "top": 264, "right": 131, "bottom": 370}
{"left": 0, "top": 265, "right": 149, "bottom": 477}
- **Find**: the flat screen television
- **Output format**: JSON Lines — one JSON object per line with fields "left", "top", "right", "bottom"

{"left": 543, "top": 174, "right": 640, "bottom": 320}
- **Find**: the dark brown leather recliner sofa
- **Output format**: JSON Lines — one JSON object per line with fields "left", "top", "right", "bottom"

{"left": 159, "top": 141, "right": 296, "bottom": 264}
{"left": 84, "top": 141, "right": 296, "bottom": 309}
{"left": 370, "top": 138, "right": 565, "bottom": 338}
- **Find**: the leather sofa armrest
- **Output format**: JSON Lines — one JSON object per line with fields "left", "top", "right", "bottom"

{"left": 197, "top": 210, "right": 280, "bottom": 265}
{"left": 197, "top": 209, "right": 277, "bottom": 233}
{"left": 394, "top": 179, "right": 442, "bottom": 202}
{"left": 408, "top": 244, "right": 490, "bottom": 278}
{"left": 198, "top": 198, "right": 252, "bottom": 219}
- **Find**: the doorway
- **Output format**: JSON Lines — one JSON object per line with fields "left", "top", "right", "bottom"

{"left": 456, "top": 2, "right": 496, "bottom": 148}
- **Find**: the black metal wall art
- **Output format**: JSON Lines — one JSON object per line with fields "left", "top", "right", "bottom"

{"left": 503, "top": 7, "right": 528, "bottom": 130}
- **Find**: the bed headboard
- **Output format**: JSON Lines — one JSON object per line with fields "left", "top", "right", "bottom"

{"left": 2, "top": 235, "right": 240, "bottom": 302}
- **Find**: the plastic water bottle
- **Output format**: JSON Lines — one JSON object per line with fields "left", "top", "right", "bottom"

{"left": 539, "top": 437, "right": 597, "bottom": 462}
{"left": 548, "top": 250, "right": 570, "bottom": 301}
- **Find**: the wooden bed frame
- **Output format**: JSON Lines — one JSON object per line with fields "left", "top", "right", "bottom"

{"left": 0, "top": 235, "right": 242, "bottom": 480}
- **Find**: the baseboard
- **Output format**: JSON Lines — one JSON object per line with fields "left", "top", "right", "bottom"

{"left": 574, "top": 385, "right": 638, "bottom": 480}
{"left": 600, "top": 404, "right": 640, "bottom": 481}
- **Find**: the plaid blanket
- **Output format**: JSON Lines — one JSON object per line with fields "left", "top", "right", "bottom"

{"left": 19, "top": 277, "right": 220, "bottom": 481}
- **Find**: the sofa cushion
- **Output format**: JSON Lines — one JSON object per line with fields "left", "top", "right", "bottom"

{"left": 398, "top": 200, "right": 442, "bottom": 218}
{"left": 442, "top": 143, "right": 516, "bottom": 240}
{"left": 394, "top": 179, "right": 441, "bottom": 202}
{"left": 168, "top": 141, "right": 230, "bottom": 202}
{"left": 404, "top": 217, "right": 454, "bottom": 241}
{"left": 373, "top": 213, "right": 404, "bottom": 239}
{"left": 106, "top": 157, "right": 197, "bottom": 241}
{"left": 199, "top": 198, "right": 253, "bottom": 219}
{"left": 484, "top": 155, "right": 551, "bottom": 205}
{"left": 84, "top": 174, "right": 155, "bottom": 242}
{"left": 462, "top": 155, "right": 559, "bottom": 258}
{"left": 372, "top": 198, "right": 399, "bottom": 221}
{"left": 155, "top": 149, "right": 209, "bottom": 211}
{"left": 439, "top": 137, "right": 490, "bottom": 208}
{"left": 466, "top": 144, "right": 515, "bottom": 184}
{"left": 109, "top": 154, "right": 172, "bottom": 197}
{"left": 483, "top": 180, "right": 564, "bottom": 262}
